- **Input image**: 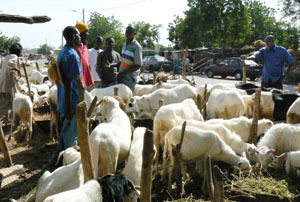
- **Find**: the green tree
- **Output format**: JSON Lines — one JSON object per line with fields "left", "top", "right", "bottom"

{"left": 168, "top": 16, "right": 184, "bottom": 49}
{"left": 0, "top": 32, "right": 21, "bottom": 52}
{"left": 87, "top": 12, "right": 124, "bottom": 52}
{"left": 281, "top": 0, "right": 300, "bottom": 21}
{"left": 130, "top": 21, "right": 162, "bottom": 49}
{"left": 38, "top": 44, "right": 54, "bottom": 55}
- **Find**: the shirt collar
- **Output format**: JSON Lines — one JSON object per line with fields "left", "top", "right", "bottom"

{"left": 126, "top": 38, "right": 136, "bottom": 47}
{"left": 267, "top": 44, "right": 277, "bottom": 52}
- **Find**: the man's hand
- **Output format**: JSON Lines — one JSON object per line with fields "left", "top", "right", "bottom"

{"left": 105, "top": 60, "right": 111, "bottom": 68}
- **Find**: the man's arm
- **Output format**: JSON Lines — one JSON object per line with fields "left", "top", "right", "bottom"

{"left": 64, "top": 78, "right": 73, "bottom": 121}
{"left": 96, "top": 53, "right": 103, "bottom": 80}
{"left": 117, "top": 64, "right": 140, "bottom": 81}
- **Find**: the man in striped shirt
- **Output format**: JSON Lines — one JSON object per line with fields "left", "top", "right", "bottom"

{"left": 117, "top": 25, "right": 142, "bottom": 92}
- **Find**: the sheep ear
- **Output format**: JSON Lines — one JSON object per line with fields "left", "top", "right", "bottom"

{"left": 129, "top": 97, "right": 136, "bottom": 104}
{"left": 267, "top": 149, "right": 276, "bottom": 154}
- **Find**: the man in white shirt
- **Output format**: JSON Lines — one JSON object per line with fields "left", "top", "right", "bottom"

{"left": 89, "top": 36, "right": 103, "bottom": 89}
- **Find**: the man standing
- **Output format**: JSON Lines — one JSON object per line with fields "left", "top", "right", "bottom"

{"left": 0, "top": 43, "right": 22, "bottom": 123}
{"left": 49, "top": 26, "right": 81, "bottom": 164}
{"left": 89, "top": 36, "right": 103, "bottom": 88}
{"left": 96, "top": 37, "right": 120, "bottom": 87}
{"left": 117, "top": 26, "right": 142, "bottom": 92}
{"left": 255, "top": 35, "right": 295, "bottom": 90}
{"left": 75, "top": 22, "right": 94, "bottom": 90}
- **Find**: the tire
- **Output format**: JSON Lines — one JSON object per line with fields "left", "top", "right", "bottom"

{"left": 235, "top": 71, "right": 243, "bottom": 80}
{"left": 249, "top": 76, "right": 256, "bottom": 81}
{"left": 206, "top": 70, "right": 214, "bottom": 78}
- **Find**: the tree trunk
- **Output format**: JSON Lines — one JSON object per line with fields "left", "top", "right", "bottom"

{"left": 0, "top": 14, "right": 51, "bottom": 24}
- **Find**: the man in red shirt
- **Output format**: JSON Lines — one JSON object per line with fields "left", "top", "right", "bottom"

{"left": 75, "top": 22, "right": 94, "bottom": 90}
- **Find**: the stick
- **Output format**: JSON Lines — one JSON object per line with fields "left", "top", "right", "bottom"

{"left": 0, "top": 121, "right": 13, "bottom": 167}
{"left": 213, "top": 166, "right": 224, "bottom": 202}
{"left": 197, "top": 94, "right": 202, "bottom": 114}
{"left": 155, "top": 99, "right": 164, "bottom": 176}
{"left": 242, "top": 58, "right": 246, "bottom": 84}
{"left": 114, "top": 87, "right": 119, "bottom": 96}
{"left": 153, "top": 72, "right": 157, "bottom": 85}
{"left": 87, "top": 97, "right": 98, "bottom": 118}
{"left": 250, "top": 88, "right": 261, "bottom": 145}
{"left": 203, "top": 84, "right": 208, "bottom": 120}
{"left": 140, "top": 129, "right": 155, "bottom": 202}
{"left": 21, "top": 63, "right": 31, "bottom": 100}
{"left": 181, "top": 46, "right": 188, "bottom": 80}
{"left": 0, "top": 14, "right": 51, "bottom": 24}
{"left": 76, "top": 75, "right": 85, "bottom": 102}
{"left": 35, "top": 61, "right": 40, "bottom": 71}
{"left": 76, "top": 101, "right": 96, "bottom": 182}
{"left": 205, "top": 156, "right": 214, "bottom": 202}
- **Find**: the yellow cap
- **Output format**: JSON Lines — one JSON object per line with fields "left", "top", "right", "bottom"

{"left": 75, "top": 22, "right": 89, "bottom": 33}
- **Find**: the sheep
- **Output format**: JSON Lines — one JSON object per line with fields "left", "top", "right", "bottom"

{"left": 10, "top": 93, "right": 33, "bottom": 141}
{"left": 162, "top": 126, "right": 251, "bottom": 190}
{"left": 149, "top": 82, "right": 182, "bottom": 93}
{"left": 90, "top": 96, "right": 132, "bottom": 178}
{"left": 49, "top": 86, "right": 59, "bottom": 141}
{"left": 206, "top": 116, "right": 273, "bottom": 142}
{"left": 122, "top": 127, "right": 156, "bottom": 186}
{"left": 55, "top": 146, "right": 80, "bottom": 166}
{"left": 252, "top": 91, "right": 274, "bottom": 120}
{"left": 34, "top": 83, "right": 50, "bottom": 96}
{"left": 43, "top": 174, "right": 140, "bottom": 202}
{"left": 257, "top": 123, "right": 300, "bottom": 168}
{"left": 34, "top": 160, "right": 84, "bottom": 202}
{"left": 18, "top": 77, "right": 25, "bottom": 85}
{"left": 276, "top": 151, "right": 300, "bottom": 177}
{"left": 134, "top": 84, "right": 154, "bottom": 96}
{"left": 91, "top": 84, "right": 133, "bottom": 103}
{"left": 206, "top": 89, "right": 245, "bottom": 119}
{"left": 166, "top": 78, "right": 189, "bottom": 85}
{"left": 126, "top": 84, "right": 197, "bottom": 119}
{"left": 29, "top": 69, "right": 47, "bottom": 84}
{"left": 287, "top": 97, "right": 300, "bottom": 124}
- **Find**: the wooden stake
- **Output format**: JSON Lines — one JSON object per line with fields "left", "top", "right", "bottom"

{"left": 87, "top": 96, "right": 98, "bottom": 118}
{"left": 76, "top": 101, "right": 96, "bottom": 182}
{"left": 155, "top": 99, "right": 164, "bottom": 176}
{"left": 140, "top": 129, "right": 155, "bottom": 202}
{"left": 242, "top": 58, "right": 246, "bottom": 84}
{"left": 182, "top": 46, "right": 189, "bottom": 80}
{"left": 205, "top": 156, "right": 214, "bottom": 201}
{"left": 0, "top": 121, "right": 13, "bottom": 167}
{"left": 196, "top": 94, "right": 202, "bottom": 113}
{"left": 114, "top": 87, "right": 119, "bottom": 96}
{"left": 153, "top": 72, "right": 157, "bottom": 85}
{"left": 203, "top": 84, "right": 208, "bottom": 120}
{"left": 250, "top": 88, "right": 261, "bottom": 145}
{"left": 76, "top": 75, "right": 85, "bottom": 102}
{"left": 21, "top": 63, "right": 31, "bottom": 100}
{"left": 213, "top": 165, "right": 224, "bottom": 202}
{"left": 35, "top": 61, "right": 40, "bottom": 71}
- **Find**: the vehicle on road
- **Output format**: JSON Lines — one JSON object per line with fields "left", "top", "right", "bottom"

{"left": 142, "top": 55, "right": 174, "bottom": 72}
{"left": 203, "top": 57, "right": 262, "bottom": 81}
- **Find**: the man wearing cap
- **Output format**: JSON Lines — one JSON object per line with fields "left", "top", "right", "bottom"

{"left": 49, "top": 26, "right": 82, "bottom": 165}
{"left": 89, "top": 36, "right": 103, "bottom": 88}
{"left": 0, "top": 43, "right": 22, "bottom": 123}
{"left": 117, "top": 25, "right": 142, "bottom": 92}
{"left": 254, "top": 35, "right": 295, "bottom": 90}
{"left": 75, "top": 22, "right": 94, "bottom": 90}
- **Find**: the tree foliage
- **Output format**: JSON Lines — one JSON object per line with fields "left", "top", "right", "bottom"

{"left": 0, "top": 32, "right": 20, "bottom": 52}
{"left": 38, "top": 43, "right": 54, "bottom": 55}
{"left": 281, "top": 0, "right": 300, "bottom": 21}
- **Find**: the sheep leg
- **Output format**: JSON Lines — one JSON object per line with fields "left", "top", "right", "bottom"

{"left": 180, "top": 159, "right": 187, "bottom": 181}
{"left": 168, "top": 153, "right": 175, "bottom": 193}
{"left": 154, "top": 130, "right": 160, "bottom": 176}
{"left": 9, "top": 114, "right": 19, "bottom": 141}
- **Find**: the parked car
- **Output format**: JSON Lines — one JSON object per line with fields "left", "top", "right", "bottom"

{"left": 203, "top": 57, "right": 262, "bottom": 81}
{"left": 142, "top": 55, "right": 174, "bottom": 72}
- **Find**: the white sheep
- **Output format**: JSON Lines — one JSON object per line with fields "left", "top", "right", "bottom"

{"left": 34, "top": 160, "right": 84, "bottom": 202}
{"left": 280, "top": 151, "right": 300, "bottom": 176}
{"left": 134, "top": 84, "right": 153, "bottom": 96}
{"left": 55, "top": 146, "right": 81, "bottom": 166}
{"left": 207, "top": 116, "right": 273, "bottom": 142}
{"left": 90, "top": 96, "right": 132, "bottom": 178}
{"left": 43, "top": 174, "right": 140, "bottom": 202}
{"left": 166, "top": 78, "right": 189, "bottom": 85}
{"left": 162, "top": 126, "right": 251, "bottom": 190}
{"left": 251, "top": 91, "right": 274, "bottom": 120}
{"left": 287, "top": 97, "right": 300, "bottom": 124}
{"left": 34, "top": 83, "right": 50, "bottom": 96}
{"left": 122, "top": 127, "right": 156, "bottom": 186}
{"left": 149, "top": 82, "right": 182, "bottom": 93}
{"left": 206, "top": 89, "right": 245, "bottom": 119}
{"left": 49, "top": 85, "right": 59, "bottom": 141}
{"left": 11, "top": 93, "right": 33, "bottom": 141}
{"left": 91, "top": 84, "right": 133, "bottom": 103}
{"left": 29, "top": 69, "right": 46, "bottom": 84}
{"left": 257, "top": 123, "right": 300, "bottom": 168}
{"left": 126, "top": 84, "right": 197, "bottom": 119}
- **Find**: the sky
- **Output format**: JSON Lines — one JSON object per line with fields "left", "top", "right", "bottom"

{"left": 0, "top": 0, "right": 281, "bottom": 49}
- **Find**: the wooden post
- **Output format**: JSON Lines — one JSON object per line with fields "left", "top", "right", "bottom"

{"left": 153, "top": 72, "right": 157, "bottom": 85}
{"left": 205, "top": 156, "right": 214, "bottom": 202}
{"left": 76, "top": 101, "right": 96, "bottom": 182}
{"left": 155, "top": 99, "right": 164, "bottom": 176}
{"left": 140, "top": 129, "right": 155, "bottom": 202}
{"left": 35, "top": 61, "right": 40, "bottom": 71}
{"left": 213, "top": 166, "right": 224, "bottom": 202}
{"left": 0, "top": 122, "right": 13, "bottom": 167}
{"left": 203, "top": 84, "right": 208, "bottom": 120}
{"left": 250, "top": 88, "right": 261, "bottom": 145}
{"left": 182, "top": 46, "right": 189, "bottom": 80}
{"left": 21, "top": 63, "right": 31, "bottom": 100}
{"left": 87, "top": 97, "right": 98, "bottom": 118}
{"left": 114, "top": 87, "right": 119, "bottom": 96}
{"left": 196, "top": 94, "right": 202, "bottom": 114}
{"left": 242, "top": 58, "right": 246, "bottom": 84}
{"left": 76, "top": 75, "right": 85, "bottom": 102}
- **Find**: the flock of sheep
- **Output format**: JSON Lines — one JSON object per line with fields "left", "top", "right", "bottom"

{"left": 8, "top": 65, "right": 300, "bottom": 201}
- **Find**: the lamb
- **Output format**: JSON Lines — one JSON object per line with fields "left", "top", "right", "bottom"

{"left": 287, "top": 97, "right": 300, "bottom": 124}
{"left": 206, "top": 116, "right": 273, "bottom": 142}
{"left": 33, "top": 160, "right": 84, "bottom": 202}
{"left": 91, "top": 84, "right": 133, "bottom": 103}
{"left": 10, "top": 93, "right": 33, "bottom": 141}
{"left": 55, "top": 146, "right": 81, "bottom": 166}
{"left": 162, "top": 126, "right": 251, "bottom": 189}
{"left": 122, "top": 127, "right": 156, "bottom": 186}
{"left": 43, "top": 174, "right": 140, "bottom": 202}
{"left": 126, "top": 84, "right": 197, "bottom": 118}
{"left": 90, "top": 96, "right": 132, "bottom": 178}
{"left": 29, "top": 69, "right": 47, "bottom": 84}
{"left": 257, "top": 123, "right": 300, "bottom": 168}
{"left": 206, "top": 89, "right": 245, "bottom": 119}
